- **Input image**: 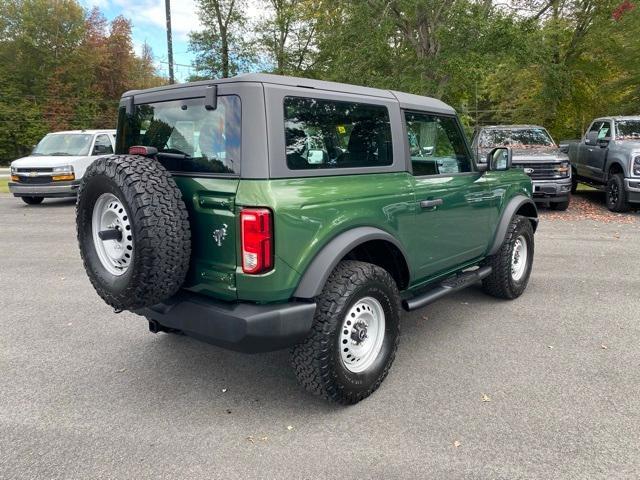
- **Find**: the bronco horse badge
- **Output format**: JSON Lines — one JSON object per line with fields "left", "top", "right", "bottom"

{"left": 212, "top": 224, "right": 228, "bottom": 247}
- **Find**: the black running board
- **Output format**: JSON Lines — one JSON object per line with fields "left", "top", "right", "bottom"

{"left": 402, "top": 266, "right": 492, "bottom": 311}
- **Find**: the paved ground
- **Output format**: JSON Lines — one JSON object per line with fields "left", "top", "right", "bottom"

{"left": 1, "top": 192, "right": 639, "bottom": 480}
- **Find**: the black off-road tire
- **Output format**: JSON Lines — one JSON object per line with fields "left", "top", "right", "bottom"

{"left": 291, "top": 261, "right": 401, "bottom": 405}
{"left": 76, "top": 155, "right": 191, "bottom": 311}
{"left": 570, "top": 170, "right": 578, "bottom": 194}
{"left": 482, "top": 215, "right": 534, "bottom": 300}
{"left": 605, "top": 173, "right": 631, "bottom": 213}
{"left": 550, "top": 198, "right": 570, "bottom": 211}
{"left": 21, "top": 196, "right": 43, "bottom": 205}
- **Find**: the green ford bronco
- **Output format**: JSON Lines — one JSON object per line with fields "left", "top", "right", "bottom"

{"left": 76, "top": 74, "right": 538, "bottom": 404}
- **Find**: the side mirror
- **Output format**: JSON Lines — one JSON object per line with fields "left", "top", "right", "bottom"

{"left": 487, "top": 147, "right": 512, "bottom": 171}
{"left": 585, "top": 131, "right": 598, "bottom": 146}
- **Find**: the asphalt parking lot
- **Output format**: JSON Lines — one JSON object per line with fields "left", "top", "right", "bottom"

{"left": 1, "top": 192, "right": 639, "bottom": 480}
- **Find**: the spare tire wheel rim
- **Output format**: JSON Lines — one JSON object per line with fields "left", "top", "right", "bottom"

{"left": 340, "top": 296, "right": 386, "bottom": 373}
{"left": 511, "top": 235, "right": 528, "bottom": 281}
{"left": 91, "top": 193, "right": 133, "bottom": 276}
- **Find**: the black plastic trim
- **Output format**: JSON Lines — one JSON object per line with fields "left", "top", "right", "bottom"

{"left": 293, "top": 226, "right": 411, "bottom": 299}
{"left": 402, "top": 266, "right": 492, "bottom": 311}
{"left": 135, "top": 290, "right": 316, "bottom": 353}
{"left": 487, "top": 195, "right": 538, "bottom": 256}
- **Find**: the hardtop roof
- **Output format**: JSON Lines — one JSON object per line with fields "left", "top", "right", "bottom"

{"left": 122, "top": 73, "right": 455, "bottom": 115}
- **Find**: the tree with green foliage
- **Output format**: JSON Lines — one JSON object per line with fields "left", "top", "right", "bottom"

{"left": 0, "top": 0, "right": 166, "bottom": 163}
{"left": 189, "top": 0, "right": 255, "bottom": 79}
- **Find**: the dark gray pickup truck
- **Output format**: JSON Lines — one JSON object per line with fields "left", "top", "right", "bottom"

{"left": 565, "top": 116, "right": 640, "bottom": 212}
{"left": 472, "top": 125, "right": 572, "bottom": 210}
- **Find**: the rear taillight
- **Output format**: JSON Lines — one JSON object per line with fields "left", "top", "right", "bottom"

{"left": 128, "top": 145, "right": 158, "bottom": 156}
{"left": 241, "top": 208, "right": 273, "bottom": 274}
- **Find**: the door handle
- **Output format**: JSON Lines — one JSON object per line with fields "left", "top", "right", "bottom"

{"left": 420, "top": 198, "right": 444, "bottom": 209}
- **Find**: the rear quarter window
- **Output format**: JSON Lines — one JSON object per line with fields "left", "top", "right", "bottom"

{"left": 284, "top": 96, "right": 393, "bottom": 170}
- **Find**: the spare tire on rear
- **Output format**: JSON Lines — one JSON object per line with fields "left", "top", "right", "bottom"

{"left": 76, "top": 155, "right": 191, "bottom": 311}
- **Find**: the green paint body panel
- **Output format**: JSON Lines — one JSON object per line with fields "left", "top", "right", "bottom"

{"left": 173, "top": 169, "right": 532, "bottom": 304}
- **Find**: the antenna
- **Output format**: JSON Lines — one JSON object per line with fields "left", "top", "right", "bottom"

{"left": 165, "top": 0, "right": 175, "bottom": 84}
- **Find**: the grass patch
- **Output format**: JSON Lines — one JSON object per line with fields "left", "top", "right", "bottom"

{"left": 0, "top": 179, "right": 8, "bottom": 194}
{"left": 576, "top": 183, "right": 598, "bottom": 192}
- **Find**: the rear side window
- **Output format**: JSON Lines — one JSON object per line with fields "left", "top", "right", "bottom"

{"left": 117, "top": 95, "right": 241, "bottom": 175}
{"left": 284, "top": 96, "right": 393, "bottom": 170}
{"left": 405, "top": 112, "right": 472, "bottom": 176}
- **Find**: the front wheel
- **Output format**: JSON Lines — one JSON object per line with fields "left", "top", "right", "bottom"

{"left": 21, "top": 196, "right": 43, "bottom": 205}
{"left": 482, "top": 215, "right": 534, "bottom": 299}
{"left": 291, "top": 260, "right": 400, "bottom": 404}
{"left": 605, "top": 173, "right": 631, "bottom": 213}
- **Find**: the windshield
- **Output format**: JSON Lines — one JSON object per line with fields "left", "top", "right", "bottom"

{"left": 479, "top": 128, "right": 555, "bottom": 149}
{"left": 32, "top": 133, "right": 93, "bottom": 156}
{"left": 615, "top": 120, "right": 640, "bottom": 140}
{"left": 116, "top": 95, "right": 241, "bottom": 175}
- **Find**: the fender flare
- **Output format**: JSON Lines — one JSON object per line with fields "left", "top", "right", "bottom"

{"left": 293, "top": 226, "right": 410, "bottom": 299}
{"left": 487, "top": 195, "right": 538, "bottom": 256}
{"left": 604, "top": 158, "right": 627, "bottom": 180}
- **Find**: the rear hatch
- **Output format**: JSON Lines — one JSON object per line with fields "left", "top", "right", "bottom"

{"left": 116, "top": 92, "right": 242, "bottom": 300}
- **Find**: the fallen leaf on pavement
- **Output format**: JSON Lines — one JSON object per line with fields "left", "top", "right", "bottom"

{"left": 482, "top": 393, "right": 491, "bottom": 402}
{"left": 453, "top": 440, "right": 461, "bottom": 448}
{"left": 287, "top": 425, "right": 294, "bottom": 431}
{"left": 601, "top": 344, "right": 608, "bottom": 350}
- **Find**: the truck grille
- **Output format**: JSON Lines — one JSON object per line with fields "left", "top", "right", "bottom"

{"left": 17, "top": 176, "right": 54, "bottom": 184}
{"left": 15, "top": 167, "right": 53, "bottom": 173}
{"left": 514, "top": 162, "right": 567, "bottom": 180}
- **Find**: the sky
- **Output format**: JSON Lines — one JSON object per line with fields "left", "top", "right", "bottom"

{"left": 79, "top": 0, "right": 257, "bottom": 82}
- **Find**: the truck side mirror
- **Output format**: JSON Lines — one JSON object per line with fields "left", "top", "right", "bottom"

{"left": 487, "top": 147, "right": 512, "bottom": 171}
{"left": 585, "top": 131, "right": 598, "bottom": 146}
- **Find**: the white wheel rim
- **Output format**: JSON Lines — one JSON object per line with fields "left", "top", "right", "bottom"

{"left": 339, "top": 296, "right": 386, "bottom": 373}
{"left": 511, "top": 235, "right": 528, "bottom": 281}
{"left": 91, "top": 193, "right": 133, "bottom": 276}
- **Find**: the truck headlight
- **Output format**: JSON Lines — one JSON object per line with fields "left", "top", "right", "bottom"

{"left": 10, "top": 165, "right": 16, "bottom": 174}
{"left": 52, "top": 165, "right": 75, "bottom": 181}
{"left": 634, "top": 156, "right": 640, "bottom": 176}
{"left": 554, "top": 161, "right": 570, "bottom": 177}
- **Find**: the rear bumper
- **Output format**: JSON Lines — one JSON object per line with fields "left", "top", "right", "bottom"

{"left": 8, "top": 180, "right": 79, "bottom": 198}
{"left": 531, "top": 178, "right": 572, "bottom": 202}
{"left": 135, "top": 291, "right": 316, "bottom": 353}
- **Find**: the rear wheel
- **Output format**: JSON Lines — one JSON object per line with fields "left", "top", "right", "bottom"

{"left": 291, "top": 260, "right": 400, "bottom": 404}
{"left": 605, "top": 173, "right": 630, "bottom": 212}
{"left": 482, "top": 215, "right": 534, "bottom": 299}
{"left": 21, "top": 196, "right": 43, "bottom": 205}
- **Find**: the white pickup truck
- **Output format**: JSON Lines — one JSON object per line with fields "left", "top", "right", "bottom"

{"left": 9, "top": 130, "right": 116, "bottom": 205}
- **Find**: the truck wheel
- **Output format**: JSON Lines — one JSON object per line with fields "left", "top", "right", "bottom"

{"left": 291, "top": 260, "right": 400, "bottom": 404}
{"left": 550, "top": 198, "right": 570, "bottom": 211}
{"left": 605, "top": 173, "right": 631, "bottom": 213}
{"left": 21, "top": 196, "right": 44, "bottom": 205}
{"left": 570, "top": 170, "right": 578, "bottom": 193}
{"left": 76, "top": 155, "right": 191, "bottom": 311}
{"left": 482, "top": 215, "right": 534, "bottom": 299}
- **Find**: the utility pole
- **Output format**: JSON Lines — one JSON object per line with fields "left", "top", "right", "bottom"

{"left": 165, "top": 0, "right": 175, "bottom": 84}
